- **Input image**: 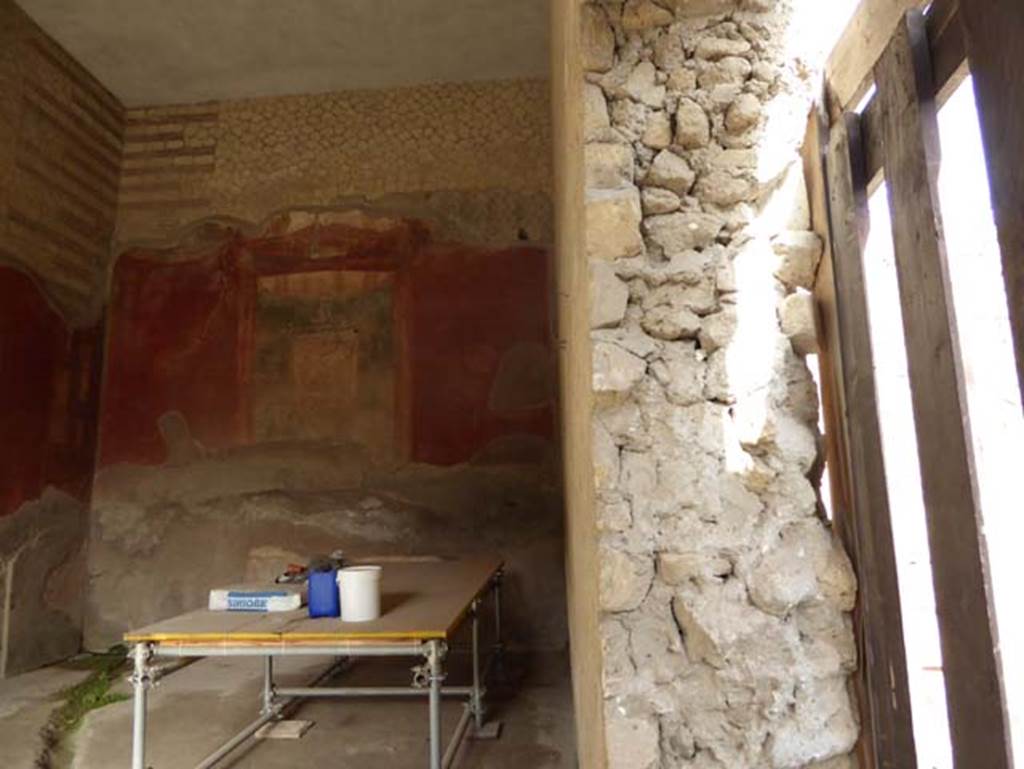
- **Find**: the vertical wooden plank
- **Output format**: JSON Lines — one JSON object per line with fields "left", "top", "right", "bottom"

{"left": 956, "top": 0, "right": 1024, "bottom": 404}
{"left": 804, "top": 109, "right": 853, "bottom": 541}
{"left": 926, "top": 1, "right": 969, "bottom": 108}
{"left": 824, "top": 112, "right": 918, "bottom": 769}
{"left": 805, "top": 109, "right": 875, "bottom": 769}
{"left": 859, "top": 2, "right": 968, "bottom": 193}
{"left": 874, "top": 12, "right": 1013, "bottom": 769}
{"left": 551, "top": 2, "right": 607, "bottom": 767}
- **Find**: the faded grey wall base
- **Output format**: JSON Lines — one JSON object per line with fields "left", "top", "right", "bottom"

{"left": 1, "top": 489, "right": 89, "bottom": 676}
{"left": 84, "top": 446, "right": 566, "bottom": 652}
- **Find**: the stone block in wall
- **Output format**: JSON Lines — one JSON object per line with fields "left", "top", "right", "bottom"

{"left": 600, "top": 618, "right": 635, "bottom": 696}
{"left": 697, "top": 307, "right": 737, "bottom": 353}
{"left": 582, "top": 4, "right": 615, "bottom": 73}
{"left": 644, "top": 150, "right": 696, "bottom": 196}
{"left": 599, "top": 548, "right": 652, "bottom": 613}
{"left": 585, "top": 187, "right": 644, "bottom": 261}
{"left": 625, "top": 62, "right": 667, "bottom": 108}
{"left": 644, "top": 211, "right": 724, "bottom": 256}
{"left": 658, "top": 551, "right": 733, "bottom": 585}
{"left": 667, "top": 66, "right": 698, "bottom": 94}
{"left": 604, "top": 707, "right": 660, "bottom": 769}
{"left": 795, "top": 605, "right": 858, "bottom": 681}
{"left": 586, "top": 143, "right": 636, "bottom": 190}
{"left": 621, "top": 0, "right": 674, "bottom": 32}
{"left": 584, "top": 83, "right": 613, "bottom": 142}
{"left": 598, "top": 494, "right": 633, "bottom": 533}
{"left": 642, "top": 301, "right": 702, "bottom": 341}
{"left": 593, "top": 418, "right": 622, "bottom": 494}
{"left": 744, "top": 519, "right": 856, "bottom": 617}
{"left": 641, "top": 111, "right": 672, "bottom": 150}
{"left": 671, "top": 0, "right": 743, "bottom": 16}
{"left": 640, "top": 187, "right": 681, "bottom": 215}
{"left": 675, "top": 98, "right": 712, "bottom": 149}
{"left": 699, "top": 55, "right": 754, "bottom": 88}
{"left": 591, "top": 260, "right": 631, "bottom": 329}
{"left": 695, "top": 168, "right": 758, "bottom": 206}
{"left": 609, "top": 98, "right": 649, "bottom": 143}
{"left": 725, "top": 92, "right": 762, "bottom": 134}
{"left": 671, "top": 577, "right": 784, "bottom": 668}
{"left": 592, "top": 338, "right": 648, "bottom": 394}
{"left": 780, "top": 289, "right": 818, "bottom": 355}
{"left": 768, "top": 677, "right": 859, "bottom": 768}
{"left": 598, "top": 400, "right": 649, "bottom": 452}
{"left": 773, "top": 230, "right": 824, "bottom": 290}
{"left": 651, "top": 342, "right": 706, "bottom": 405}
{"left": 694, "top": 34, "right": 752, "bottom": 62}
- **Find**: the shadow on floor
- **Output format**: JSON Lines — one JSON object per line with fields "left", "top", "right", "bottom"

{"left": 67, "top": 650, "right": 575, "bottom": 769}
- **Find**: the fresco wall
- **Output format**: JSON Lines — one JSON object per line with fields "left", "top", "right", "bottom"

{"left": 0, "top": 266, "right": 104, "bottom": 675}
{"left": 0, "top": 0, "right": 120, "bottom": 676}
{"left": 86, "top": 212, "right": 565, "bottom": 651}
{"left": 83, "top": 75, "right": 561, "bottom": 653}
{"left": 0, "top": 268, "right": 101, "bottom": 517}
{"left": 253, "top": 270, "right": 396, "bottom": 456}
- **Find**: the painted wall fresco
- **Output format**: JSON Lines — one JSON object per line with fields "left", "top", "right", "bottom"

{"left": 0, "top": 0, "right": 120, "bottom": 676}
{"left": 408, "top": 244, "right": 554, "bottom": 465}
{"left": 98, "top": 240, "right": 254, "bottom": 467}
{"left": 87, "top": 216, "right": 565, "bottom": 651}
{"left": 0, "top": 266, "right": 101, "bottom": 517}
{"left": 253, "top": 271, "right": 396, "bottom": 458}
{"left": 98, "top": 219, "right": 554, "bottom": 469}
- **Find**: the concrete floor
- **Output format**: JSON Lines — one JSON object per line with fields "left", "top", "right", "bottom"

{"left": 0, "top": 665, "right": 92, "bottom": 768}
{"left": 65, "top": 650, "right": 575, "bottom": 768}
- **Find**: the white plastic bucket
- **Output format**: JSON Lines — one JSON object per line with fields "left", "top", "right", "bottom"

{"left": 336, "top": 566, "right": 382, "bottom": 622}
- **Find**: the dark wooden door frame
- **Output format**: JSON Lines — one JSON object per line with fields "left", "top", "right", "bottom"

{"left": 809, "top": 3, "right": 1021, "bottom": 767}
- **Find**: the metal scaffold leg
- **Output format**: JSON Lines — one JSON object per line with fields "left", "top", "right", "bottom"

{"left": 426, "top": 640, "right": 445, "bottom": 769}
{"left": 130, "top": 643, "right": 153, "bottom": 769}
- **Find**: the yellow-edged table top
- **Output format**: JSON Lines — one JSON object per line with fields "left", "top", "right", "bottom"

{"left": 124, "top": 555, "right": 503, "bottom": 646}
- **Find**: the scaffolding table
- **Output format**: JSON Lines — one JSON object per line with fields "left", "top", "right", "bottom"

{"left": 124, "top": 556, "right": 504, "bottom": 769}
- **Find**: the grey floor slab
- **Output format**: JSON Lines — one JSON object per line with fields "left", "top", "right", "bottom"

{"left": 0, "top": 665, "right": 93, "bottom": 768}
{"left": 69, "top": 651, "right": 575, "bottom": 769}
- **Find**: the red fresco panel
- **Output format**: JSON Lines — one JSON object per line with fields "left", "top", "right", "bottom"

{"left": 0, "top": 266, "right": 99, "bottom": 516}
{"left": 407, "top": 245, "right": 555, "bottom": 465}
{"left": 97, "top": 227, "right": 554, "bottom": 470}
{"left": 98, "top": 241, "right": 255, "bottom": 466}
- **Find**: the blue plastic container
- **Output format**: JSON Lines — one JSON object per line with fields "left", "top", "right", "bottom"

{"left": 308, "top": 569, "right": 340, "bottom": 618}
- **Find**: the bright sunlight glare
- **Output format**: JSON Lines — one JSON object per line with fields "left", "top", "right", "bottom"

{"left": 936, "top": 75, "right": 1024, "bottom": 764}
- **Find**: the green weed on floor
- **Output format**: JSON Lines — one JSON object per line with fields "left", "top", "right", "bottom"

{"left": 37, "top": 647, "right": 131, "bottom": 768}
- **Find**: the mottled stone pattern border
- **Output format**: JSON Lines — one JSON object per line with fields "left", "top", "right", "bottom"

{"left": 0, "top": 0, "right": 124, "bottom": 327}
{"left": 116, "top": 79, "right": 553, "bottom": 245}
{"left": 581, "top": 2, "right": 859, "bottom": 767}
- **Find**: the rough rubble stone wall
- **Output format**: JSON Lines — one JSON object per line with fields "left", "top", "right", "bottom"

{"left": 581, "top": 2, "right": 859, "bottom": 767}
{"left": 116, "top": 79, "right": 552, "bottom": 246}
